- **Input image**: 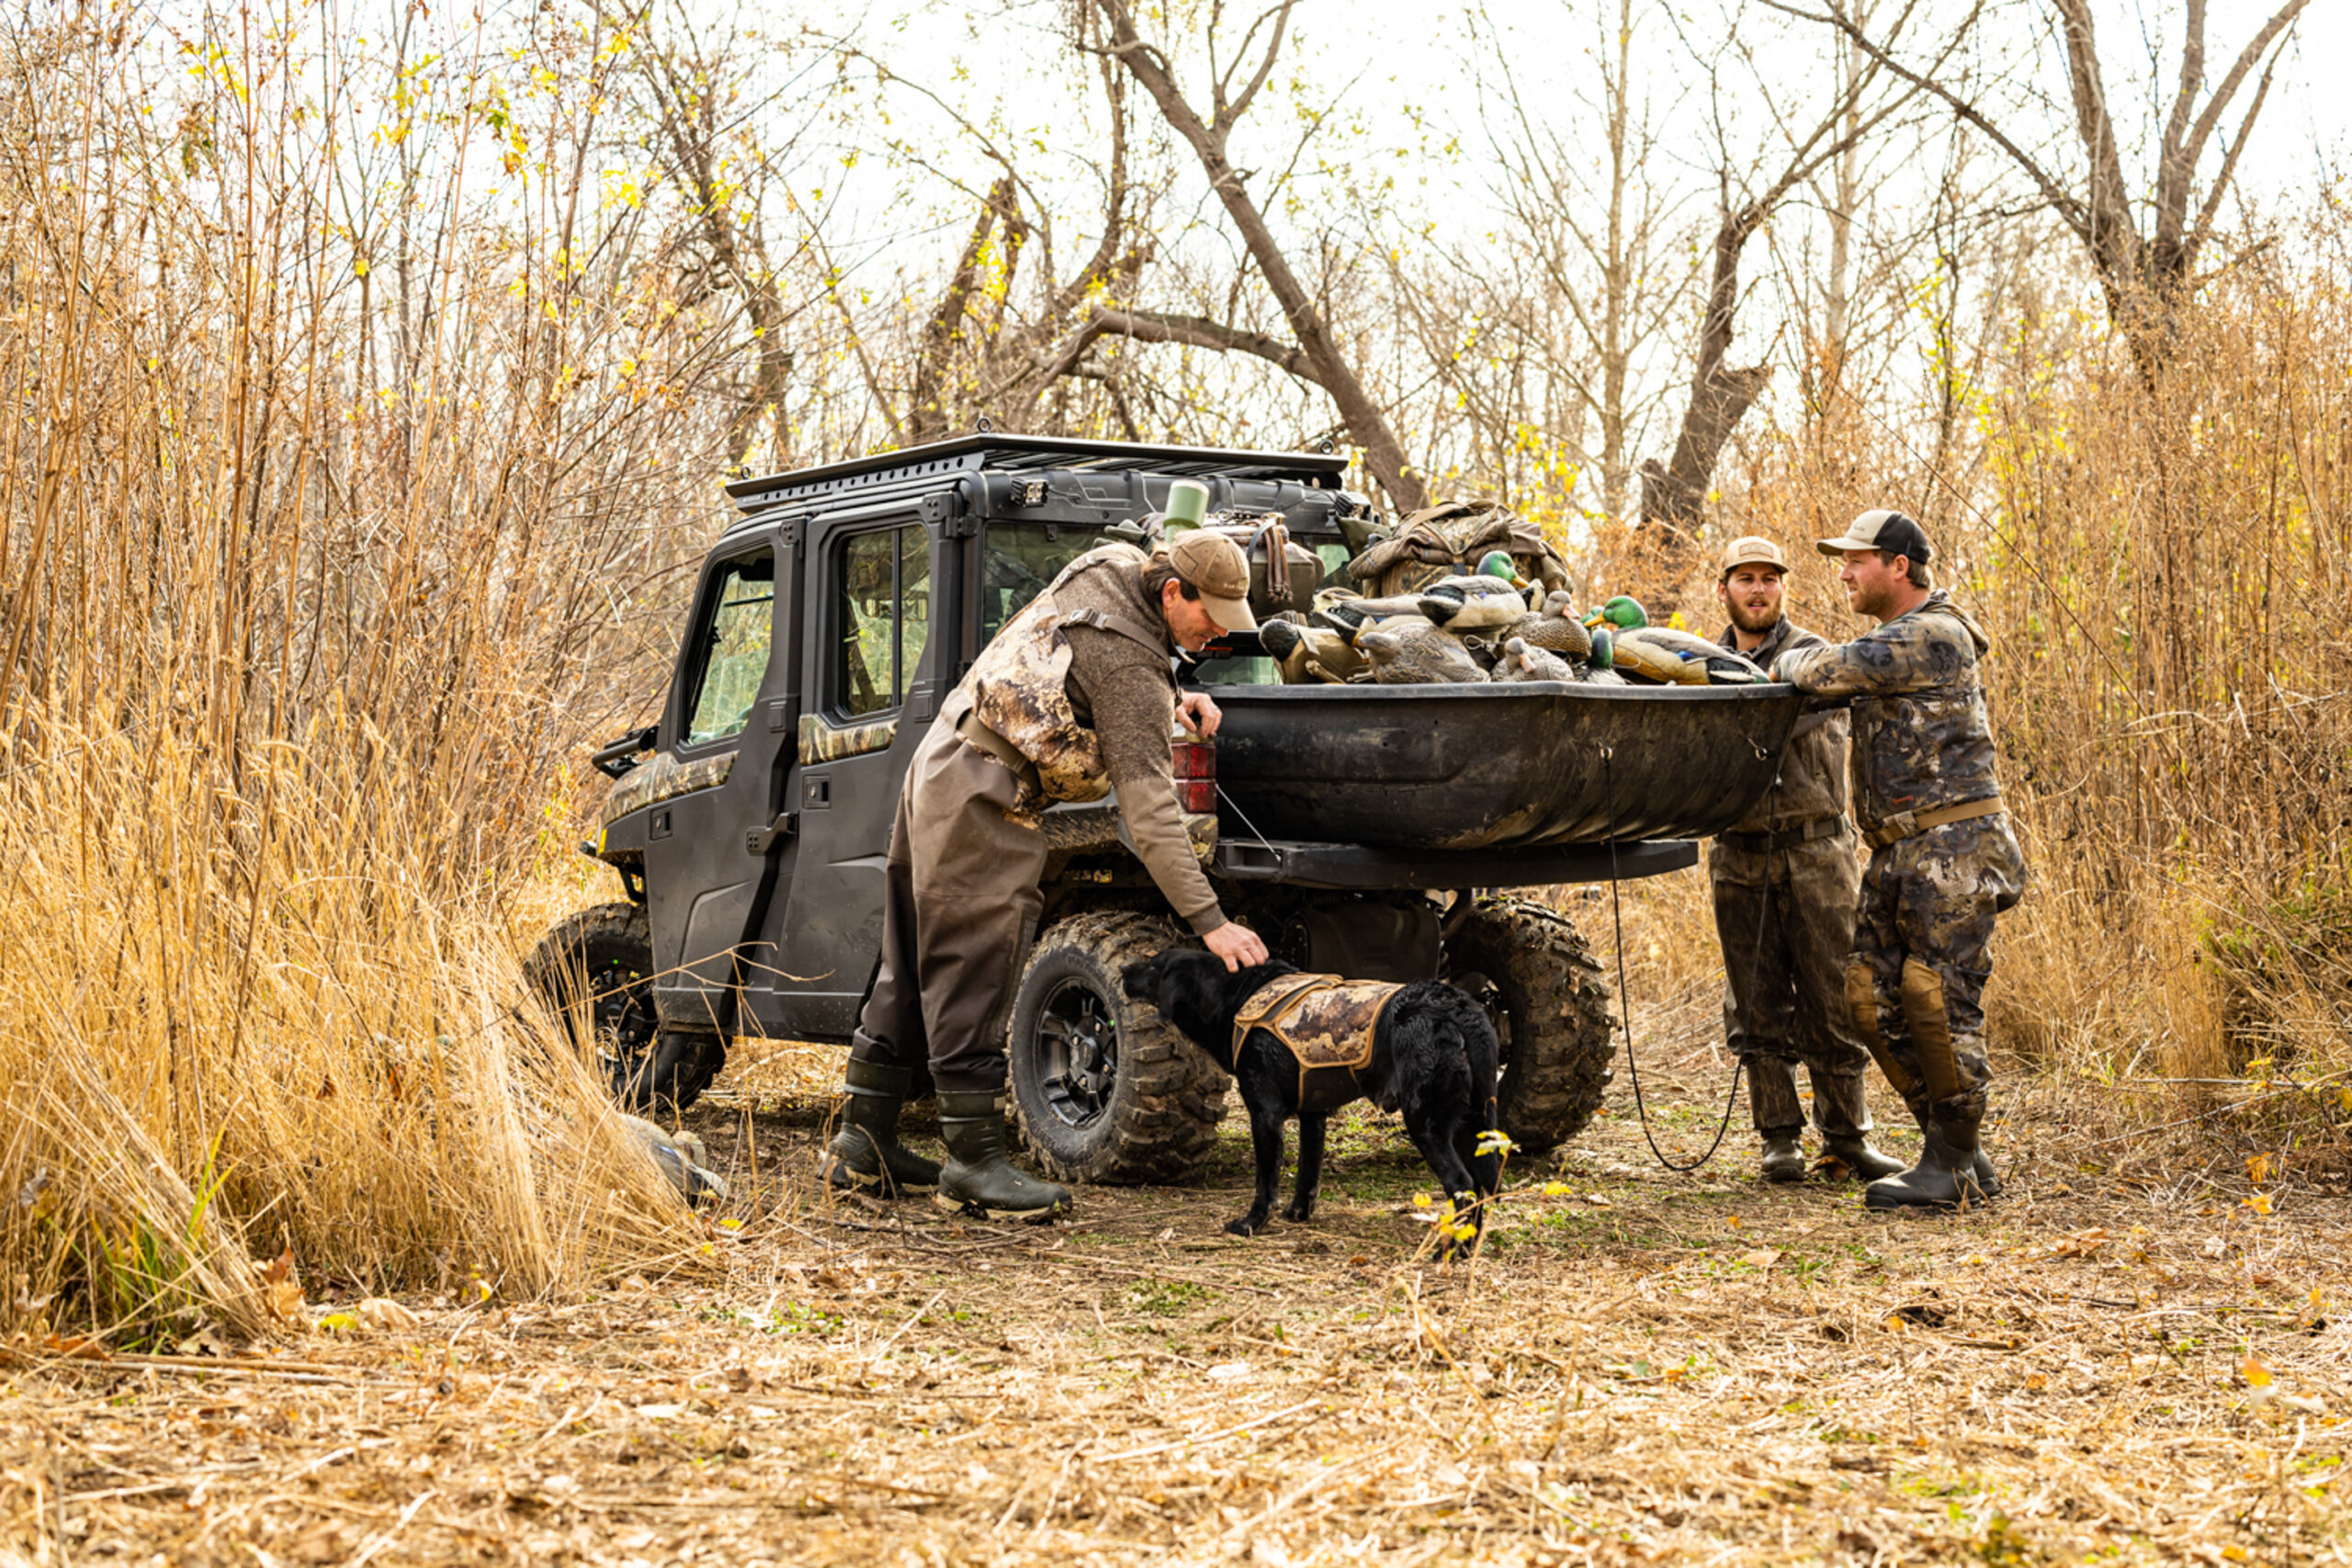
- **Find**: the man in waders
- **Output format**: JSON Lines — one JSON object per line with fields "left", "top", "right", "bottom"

{"left": 1708, "top": 536, "right": 1902, "bottom": 1185}
{"left": 821, "top": 529, "right": 1270, "bottom": 1220}
{"left": 1774, "top": 512, "right": 2026, "bottom": 1210}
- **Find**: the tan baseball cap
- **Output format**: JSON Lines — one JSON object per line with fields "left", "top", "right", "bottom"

{"left": 1718, "top": 535, "right": 1789, "bottom": 579}
{"left": 1166, "top": 530, "right": 1258, "bottom": 632}
{"left": 1817, "top": 508, "right": 1934, "bottom": 562}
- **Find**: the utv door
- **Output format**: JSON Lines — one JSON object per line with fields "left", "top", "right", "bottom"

{"left": 645, "top": 530, "right": 796, "bottom": 1034}
{"left": 749, "top": 501, "right": 949, "bottom": 1040}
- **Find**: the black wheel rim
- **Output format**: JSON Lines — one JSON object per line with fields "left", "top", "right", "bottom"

{"left": 1035, "top": 976, "right": 1119, "bottom": 1129}
{"left": 588, "top": 962, "right": 660, "bottom": 1088}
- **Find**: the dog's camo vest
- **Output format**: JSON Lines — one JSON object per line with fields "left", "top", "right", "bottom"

{"left": 1233, "top": 973, "right": 1406, "bottom": 1097}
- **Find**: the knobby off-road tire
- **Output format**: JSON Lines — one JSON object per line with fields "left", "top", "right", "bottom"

{"left": 1443, "top": 895, "right": 1616, "bottom": 1156}
{"left": 523, "top": 902, "right": 727, "bottom": 1114}
{"left": 1007, "top": 911, "right": 1230, "bottom": 1186}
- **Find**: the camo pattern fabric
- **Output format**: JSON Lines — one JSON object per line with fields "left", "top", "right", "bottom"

{"left": 1036, "top": 799, "right": 1218, "bottom": 868}
{"left": 597, "top": 750, "right": 735, "bottom": 829}
{"left": 798, "top": 712, "right": 899, "bottom": 766}
{"left": 1770, "top": 591, "right": 2005, "bottom": 836}
{"left": 1850, "top": 814, "right": 2026, "bottom": 1121}
{"left": 959, "top": 545, "right": 1148, "bottom": 812}
{"left": 1348, "top": 500, "right": 1569, "bottom": 602}
{"left": 1234, "top": 973, "right": 1405, "bottom": 1092}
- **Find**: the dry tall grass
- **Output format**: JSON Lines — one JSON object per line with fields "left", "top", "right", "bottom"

{"left": 1580, "top": 248, "right": 2352, "bottom": 1171}
{"left": 0, "top": 13, "right": 746, "bottom": 1337}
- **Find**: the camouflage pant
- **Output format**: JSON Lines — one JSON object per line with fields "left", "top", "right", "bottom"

{"left": 1849, "top": 814, "right": 2026, "bottom": 1122}
{"left": 1710, "top": 826, "right": 1874, "bottom": 1136}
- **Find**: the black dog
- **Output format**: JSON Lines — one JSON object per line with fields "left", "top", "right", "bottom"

{"left": 1120, "top": 951, "right": 1500, "bottom": 1244}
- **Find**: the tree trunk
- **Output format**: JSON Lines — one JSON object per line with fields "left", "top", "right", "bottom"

{"left": 1090, "top": 0, "right": 1426, "bottom": 512}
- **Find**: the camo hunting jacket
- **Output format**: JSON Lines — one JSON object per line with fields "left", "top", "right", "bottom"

{"left": 1772, "top": 592, "right": 2004, "bottom": 837}
{"left": 959, "top": 544, "right": 1164, "bottom": 813}
{"left": 1235, "top": 972, "right": 1405, "bottom": 1096}
{"left": 1718, "top": 617, "right": 1848, "bottom": 836}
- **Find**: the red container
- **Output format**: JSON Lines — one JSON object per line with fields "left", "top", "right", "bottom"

{"left": 1170, "top": 736, "right": 1216, "bottom": 813}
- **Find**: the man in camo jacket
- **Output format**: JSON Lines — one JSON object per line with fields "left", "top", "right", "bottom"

{"left": 1773, "top": 511, "right": 2026, "bottom": 1210}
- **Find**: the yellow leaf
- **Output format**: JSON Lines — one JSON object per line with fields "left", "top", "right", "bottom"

{"left": 1411, "top": 1193, "right": 1431, "bottom": 1209}
{"left": 2241, "top": 1355, "right": 2275, "bottom": 1390}
{"left": 2244, "top": 1193, "right": 2274, "bottom": 1216}
{"left": 1542, "top": 1182, "right": 1571, "bottom": 1197}
{"left": 2247, "top": 1153, "right": 2272, "bottom": 1186}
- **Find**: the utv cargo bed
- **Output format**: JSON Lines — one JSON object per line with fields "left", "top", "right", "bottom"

{"left": 1204, "top": 681, "right": 1809, "bottom": 851}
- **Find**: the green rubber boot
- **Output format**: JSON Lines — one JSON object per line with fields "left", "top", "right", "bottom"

{"left": 821, "top": 1059, "right": 942, "bottom": 1196}
{"left": 934, "top": 1092, "right": 1072, "bottom": 1222}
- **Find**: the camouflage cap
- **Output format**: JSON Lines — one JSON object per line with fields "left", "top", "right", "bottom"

{"left": 1817, "top": 509, "right": 1934, "bottom": 563}
{"left": 1167, "top": 530, "right": 1257, "bottom": 632}
{"left": 1717, "top": 535, "right": 1789, "bottom": 579}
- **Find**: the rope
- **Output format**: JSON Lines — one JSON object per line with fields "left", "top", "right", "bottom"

{"left": 1600, "top": 741, "right": 1782, "bottom": 1174}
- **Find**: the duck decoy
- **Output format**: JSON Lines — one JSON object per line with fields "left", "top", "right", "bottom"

{"left": 1358, "top": 622, "right": 1490, "bottom": 683}
{"left": 1502, "top": 590, "right": 1593, "bottom": 661}
{"left": 1582, "top": 595, "right": 1649, "bottom": 633}
{"left": 1414, "top": 571, "right": 1532, "bottom": 630}
{"left": 1260, "top": 618, "right": 1367, "bottom": 684}
{"left": 1492, "top": 637, "right": 1576, "bottom": 683}
{"left": 1611, "top": 626, "right": 1773, "bottom": 685}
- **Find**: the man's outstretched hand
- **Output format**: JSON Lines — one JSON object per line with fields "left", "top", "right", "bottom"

{"left": 1202, "top": 921, "right": 1269, "bottom": 972}
{"left": 1176, "top": 691, "right": 1223, "bottom": 739}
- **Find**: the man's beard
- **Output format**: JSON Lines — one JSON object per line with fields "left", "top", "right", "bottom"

{"left": 1726, "top": 597, "right": 1781, "bottom": 636}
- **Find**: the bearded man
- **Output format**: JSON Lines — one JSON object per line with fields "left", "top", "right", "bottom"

{"left": 1710, "top": 536, "right": 1901, "bottom": 1184}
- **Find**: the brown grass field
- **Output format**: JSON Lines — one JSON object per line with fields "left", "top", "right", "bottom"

{"left": 4, "top": 1014, "right": 2344, "bottom": 1568}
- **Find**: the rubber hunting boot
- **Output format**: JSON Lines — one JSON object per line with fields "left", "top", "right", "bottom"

{"left": 1865, "top": 1108, "right": 1991, "bottom": 1212}
{"left": 1897, "top": 1099, "right": 2002, "bottom": 1199}
{"left": 1810, "top": 1074, "right": 1905, "bottom": 1181}
{"left": 821, "top": 1059, "right": 942, "bottom": 1197}
{"left": 1759, "top": 1131, "right": 1808, "bottom": 1183}
{"left": 935, "top": 1092, "right": 1072, "bottom": 1222}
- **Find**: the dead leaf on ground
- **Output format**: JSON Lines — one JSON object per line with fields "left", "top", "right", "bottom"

{"left": 2048, "top": 1228, "right": 2109, "bottom": 1258}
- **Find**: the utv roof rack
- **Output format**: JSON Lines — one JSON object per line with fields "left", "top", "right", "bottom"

{"left": 723, "top": 434, "right": 1351, "bottom": 515}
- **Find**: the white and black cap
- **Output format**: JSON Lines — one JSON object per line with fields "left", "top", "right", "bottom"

{"left": 1816, "top": 509, "right": 1933, "bottom": 564}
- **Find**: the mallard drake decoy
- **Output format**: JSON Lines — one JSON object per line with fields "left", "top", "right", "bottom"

{"left": 1503, "top": 591, "right": 1594, "bottom": 661}
{"left": 1611, "top": 626, "right": 1773, "bottom": 685}
{"left": 1357, "top": 622, "right": 1490, "bottom": 683}
{"left": 1582, "top": 595, "right": 1649, "bottom": 633}
{"left": 1414, "top": 571, "right": 1530, "bottom": 630}
{"left": 1491, "top": 637, "right": 1576, "bottom": 683}
{"left": 1260, "top": 619, "right": 1367, "bottom": 684}
{"left": 1475, "top": 549, "right": 1532, "bottom": 591}
{"left": 1311, "top": 592, "right": 1427, "bottom": 636}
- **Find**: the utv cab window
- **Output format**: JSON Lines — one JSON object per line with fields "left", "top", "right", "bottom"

{"left": 980, "top": 524, "right": 1094, "bottom": 642}
{"left": 837, "top": 525, "right": 932, "bottom": 717}
{"left": 683, "top": 550, "right": 775, "bottom": 747}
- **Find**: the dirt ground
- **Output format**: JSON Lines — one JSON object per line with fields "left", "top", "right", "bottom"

{"left": 4, "top": 1031, "right": 2347, "bottom": 1567}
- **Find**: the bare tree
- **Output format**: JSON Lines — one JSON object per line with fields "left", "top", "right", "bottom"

{"left": 821, "top": 30, "right": 1157, "bottom": 445}
{"left": 1635, "top": 10, "right": 1935, "bottom": 536}
{"left": 1781, "top": 0, "right": 2312, "bottom": 378}
{"left": 1439, "top": 0, "right": 1702, "bottom": 524}
{"left": 1074, "top": 0, "right": 1428, "bottom": 511}
{"left": 617, "top": 0, "right": 820, "bottom": 469}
